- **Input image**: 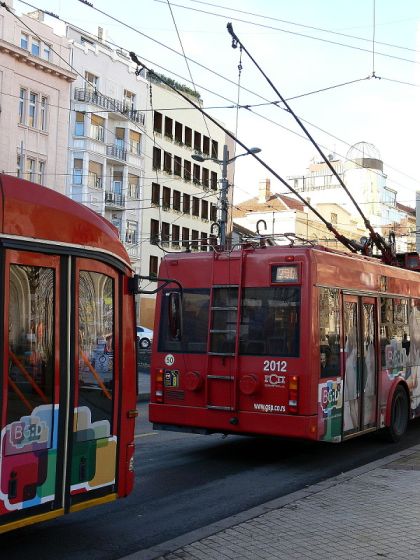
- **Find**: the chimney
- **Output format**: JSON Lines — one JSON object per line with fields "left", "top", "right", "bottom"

{"left": 98, "top": 27, "right": 104, "bottom": 42}
{"left": 258, "top": 178, "right": 271, "bottom": 204}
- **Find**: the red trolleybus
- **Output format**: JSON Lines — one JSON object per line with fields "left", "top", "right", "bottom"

{"left": 150, "top": 242, "right": 420, "bottom": 443}
{"left": 0, "top": 175, "right": 137, "bottom": 533}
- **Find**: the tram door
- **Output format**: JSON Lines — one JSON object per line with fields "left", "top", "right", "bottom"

{"left": 343, "top": 295, "right": 377, "bottom": 437}
{"left": 1, "top": 251, "right": 64, "bottom": 519}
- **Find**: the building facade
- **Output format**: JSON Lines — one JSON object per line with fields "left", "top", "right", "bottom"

{"left": 0, "top": 2, "right": 75, "bottom": 192}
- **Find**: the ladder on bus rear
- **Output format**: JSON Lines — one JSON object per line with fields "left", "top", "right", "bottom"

{"left": 204, "top": 249, "right": 246, "bottom": 412}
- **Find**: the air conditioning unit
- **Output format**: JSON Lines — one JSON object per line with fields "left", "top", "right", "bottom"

{"left": 105, "top": 191, "right": 115, "bottom": 203}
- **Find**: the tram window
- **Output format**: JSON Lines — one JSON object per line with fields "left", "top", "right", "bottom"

{"left": 158, "top": 289, "right": 210, "bottom": 353}
{"left": 78, "top": 271, "right": 114, "bottom": 427}
{"left": 7, "top": 265, "right": 55, "bottom": 436}
{"left": 319, "top": 288, "right": 340, "bottom": 378}
{"left": 239, "top": 287, "right": 300, "bottom": 357}
{"left": 380, "top": 297, "right": 409, "bottom": 369}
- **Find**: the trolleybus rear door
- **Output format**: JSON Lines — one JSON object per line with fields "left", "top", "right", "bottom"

{"left": 68, "top": 259, "right": 120, "bottom": 506}
{"left": 343, "top": 295, "right": 377, "bottom": 437}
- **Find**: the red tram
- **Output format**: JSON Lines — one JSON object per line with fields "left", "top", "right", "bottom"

{"left": 0, "top": 175, "right": 137, "bottom": 533}
{"left": 150, "top": 242, "right": 420, "bottom": 443}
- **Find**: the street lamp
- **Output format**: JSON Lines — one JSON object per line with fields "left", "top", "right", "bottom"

{"left": 192, "top": 145, "right": 261, "bottom": 248}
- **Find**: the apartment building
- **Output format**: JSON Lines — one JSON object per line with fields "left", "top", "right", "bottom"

{"left": 66, "top": 25, "right": 148, "bottom": 273}
{"left": 0, "top": 1, "right": 75, "bottom": 191}
{"left": 140, "top": 78, "right": 230, "bottom": 325}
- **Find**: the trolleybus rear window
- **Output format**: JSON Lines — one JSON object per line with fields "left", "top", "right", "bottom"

{"left": 159, "top": 289, "right": 210, "bottom": 353}
{"left": 239, "top": 287, "right": 300, "bottom": 357}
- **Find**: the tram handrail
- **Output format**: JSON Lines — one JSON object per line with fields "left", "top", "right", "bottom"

{"left": 7, "top": 376, "right": 33, "bottom": 413}
{"left": 80, "top": 351, "right": 112, "bottom": 400}
{"left": 9, "top": 350, "right": 49, "bottom": 404}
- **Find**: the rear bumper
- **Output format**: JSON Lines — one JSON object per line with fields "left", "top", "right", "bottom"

{"left": 149, "top": 403, "right": 319, "bottom": 440}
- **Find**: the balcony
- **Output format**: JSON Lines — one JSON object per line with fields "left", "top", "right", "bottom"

{"left": 105, "top": 190, "right": 126, "bottom": 208}
{"left": 106, "top": 144, "right": 127, "bottom": 161}
{"left": 74, "top": 88, "right": 145, "bottom": 125}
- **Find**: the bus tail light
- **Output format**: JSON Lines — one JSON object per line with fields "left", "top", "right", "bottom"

{"left": 155, "top": 368, "right": 164, "bottom": 403}
{"left": 288, "top": 375, "right": 299, "bottom": 413}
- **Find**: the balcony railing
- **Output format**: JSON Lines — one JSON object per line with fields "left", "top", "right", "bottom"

{"left": 106, "top": 144, "right": 127, "bottom": 161}
{"left": 105, "top": 190, "right": 126, "bottom": 207}
{"left": 74, "top": 88, "right": 145, "bottom": 125}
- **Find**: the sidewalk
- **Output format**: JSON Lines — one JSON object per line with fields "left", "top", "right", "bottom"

{"left": 123, "top": 443, "right": 420, "bottom": 560}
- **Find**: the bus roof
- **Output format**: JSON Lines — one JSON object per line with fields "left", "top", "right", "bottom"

{"left": 0, "top": 174, "right": 131, "bottom": 266}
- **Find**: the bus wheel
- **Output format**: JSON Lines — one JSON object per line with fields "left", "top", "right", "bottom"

{"left": 384, "top": 385, "right": 409, "bottom": 443}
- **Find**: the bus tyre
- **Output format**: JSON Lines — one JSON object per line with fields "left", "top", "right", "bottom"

{"left": 384, "top": 385, "right": 409, "bottom": 443}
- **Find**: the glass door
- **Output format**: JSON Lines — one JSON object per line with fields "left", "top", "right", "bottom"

{"left": 69, "top": 258, "right": 120, "bottom": 503}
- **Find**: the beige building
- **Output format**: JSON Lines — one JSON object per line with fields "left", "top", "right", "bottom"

{"left": 140, "top": 79, "right": 230, "bottom": 327}
{"left": 0, "top": 1, "right": 75, "bottom": 191}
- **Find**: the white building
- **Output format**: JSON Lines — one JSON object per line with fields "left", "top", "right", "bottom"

{"left": 140, "top": 77, "right": 230, "bottom": 326}
{"left": 0, "top": 1, "right": 75, "bottom": 191}
{"left": 66, "top": 25, "right": 148, "bottom": 274}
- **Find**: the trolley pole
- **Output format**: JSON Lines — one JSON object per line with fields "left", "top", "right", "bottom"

{"left": 220, "top": 144, "right": 229, "bottom": 249}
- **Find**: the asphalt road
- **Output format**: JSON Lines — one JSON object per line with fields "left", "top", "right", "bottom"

{"left": 3, "top": 402, "right": 420, "bottom": 559}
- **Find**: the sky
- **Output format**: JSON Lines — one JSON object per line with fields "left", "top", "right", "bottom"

{"left": 12, "top": 0, "right": 420, "bottom": 208}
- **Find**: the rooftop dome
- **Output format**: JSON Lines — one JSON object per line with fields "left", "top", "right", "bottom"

{"left": 346, "top": 142, "right": 381, "bottom": 162}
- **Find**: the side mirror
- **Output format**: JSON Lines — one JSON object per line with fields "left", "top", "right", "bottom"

{"left": 168, "top": 292, "right": 182, "bottom": 340}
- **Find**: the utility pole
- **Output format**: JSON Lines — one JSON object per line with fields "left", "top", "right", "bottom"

{"left": 220, "top": 144, "right": 229, "bottom": 249}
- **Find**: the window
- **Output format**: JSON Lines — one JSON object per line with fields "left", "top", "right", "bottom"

{"left": 129, "top": 130, "right": 141, "bottom": 154}
{"left": 201, "top": 200, "right": 209, "bottom": 220}
{"left": 128, "top": 174, "right": 140, "bottom": 199}
{"left": 211, "top": 140, "right": 219, "bottom": 159}
{"left": 182, "top": 227, "right": 189, "bottom": 248}
{"left": 18, "top": 87, "right": 26, "bottom": 124}
{"left": 40, "top": 96, "right": 48, "bottom": 131}
{"left": 191, "top": 229, "right": 199, "bottom": 250}
{"left": 210, "top": 287, "right": 238, "bottom": 355}
{"left": 150, "top": 219, "right": 159, "bottom": 244}
{"left": 115, "top": 127, "right": 125, "bottom": 150}
{"left": 73, "top": 158, "right": 83, "bottom": 185}
{"left": 90, "top": 114, "right": 104, "bottom": 142}
{"left": 154, "top": 111, "right": 162, "bottom": 133}
{"left": 201, "top": 232, "right": 207, "bottom": 251}
{"left": 202, "top": 168, "right": 209, "bottom": 188}
{"left": 210, "top": 203, "right": 217, "bottom": 222}
{"left": 125, "top": 221, "right": 138, "bottom": 244}
{"left": 183, "top": 193, "right": 190, "bottom": 214}
{"left": 193, "top": 164, "right": 200, "bottom": 184}
{"left": 192, "top": 197, "right": 200, "bottom": 217}
{"left": 184, "top": 160, "right": 191, "bottom": 181}
{"left": 173, "top": 190, "right": 181, "bottom": 211}
{"left": 211, "top": 171, "right": 218, "bottom": 190}
{"left": 150, "top": 256, "right": 158, "bottom": 278}
{"left": 153, "top": 147, "right": 161, "bottom": 170}
{"left": 158, "top": 289, "right": 210, "bottom": 353}
{"left": 88, "top": 161, "right": 103, "bottom": 189}
{"left": 85, "top": 71, "right": 98, "bottom": 91}
{"left": 174, "top": 155, "right": 182, "bottom": 176}
{"left": 203, "top": 136, "right": 210, "bottom": 155}
{"left": 20, "top": 33, "right": 29, "bottom": 49}
{"left": 184, "top": 126, "right": 192, "bottom": 147}
{"left": 172, "top": 225, "right": 180, "bottom": 248}
{"left": 26, "top": 157, "right": 35, "bottom": 181}
{"left": 164, "top": 116, "right": 173, "bottom": 139}
{"left": 151, "top": 182, "right": 160, "bottom": 205}
{"left": 319, "top": 288, "right": 340, "bottom": 377}
{"left": 37, "top": 160, "right": 45, "bottom": 185}
{"left": 28, "top": 92, "right": 38, "bottom": 127}
{"left": 162, "top": 187, "right": 171, "bottom": 209}
{"left": 175, "top": 121, "right": 183, "bottom": 143}
{"left": 16, "top": 154, "right": 23, "bottom": 178}
{"left": 194, "top": 131, "right": 201, "bottom": 152}
{"left": 75, "top": 111, "right": 85, "bottom": 136}
{"left": 331, "top": 213, "right": 338, "bottom": 224}
{"left": 161, "top": 222, "right": 170, "bottom": 246}
{"left": 123, "top": 89, "right": 135, "bottom": 110}
{"left": 164, "top": 151, "right": 172, "bottom": 173}
{"left": 42, "top": 44, "right": 50, "bottom": 61}
{"left": 239, "top": 287, "right": 300, "bottom": 357}
{"left": 31, "top": 39, "right": 40, "bottom": 57}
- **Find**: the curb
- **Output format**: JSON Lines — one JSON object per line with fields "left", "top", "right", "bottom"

{"left": 118, "top": 443, "right": 420, "bottom": 560}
